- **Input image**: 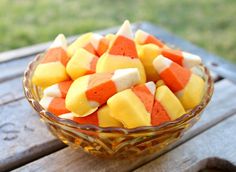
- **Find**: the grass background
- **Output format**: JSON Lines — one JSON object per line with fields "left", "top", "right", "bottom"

{"left": 0, "top": 0, "right": 235, "bottom": 63}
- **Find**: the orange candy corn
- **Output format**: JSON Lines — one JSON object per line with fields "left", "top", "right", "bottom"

{"left": 41, "top": 47, "right": 69, "bottom": 66}
{"left": 43, "top": 80, "right": 73, "bottom": 98}
{"left": 151, "top": 99, "right": 170, "bottom": 126}
{"left": 151, "top": 85, "right": 185, "bottom": 125}
{"left": 161, "top": 48, "right": 201, "bottom": 68}
{"left": 109, "top": 34, "right": 138, "bottom": 58}
{"left": 108, "top": 82, "right": 155, "bottom": 128}
{"left": 59, "top": 105, "right": 122, "bottom": 127}
{"left": 74, "top": 111, "right": 99, "bottom": 125}
{"left": 59, "top": 111, "right": 98, "bottom": 125}
{"left": 42, "top": 34, "right": 70, "bottom": 66}
{"left": 66, "top": 68, "right": 141, "bottom": 117}
{"left": 96, "top": 20, "right": 146, "bottom": 83}
{"left": 109, "top": 21, "right": 137, "bottom": 58}
{"left": 89, "top": 34, "right": 109, "bottom": 56}
{"left": 153, "top": 55, "right": 191, "bottom": 92}
{"left": 135, "top": 29, "right": 165, "bottom": 48}
{"left": 153, "top": 55, "right": 205, "bottom": 110}
{"left": 66, "top": 48, "right": 99, "bottom": 80}
{"left": 67, "top": 33, "right": 109, "bottom": 57}
{"left": 32, "top": 34, "right": 69, "bottom": 87}
{"left": 131, "top": 82, "right": 156, "bottom": 114}
{"left": 40, "top": 97, "right": 70, "bottom": 116}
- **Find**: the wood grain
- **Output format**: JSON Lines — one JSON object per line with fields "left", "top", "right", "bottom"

{"left": 0, "top": 99, "right": 65, "bottom": 172}
{"left": 0, "top": 77, "right": 23, "bottom": 105}
{"left": 0, "top": 56, "right": 34, "bottom": 83}
{"left": 134, "top": 114, "right": 236, "bottom": 172}
{"left": 12, "top": 79, "right": 236, "bottom": 172}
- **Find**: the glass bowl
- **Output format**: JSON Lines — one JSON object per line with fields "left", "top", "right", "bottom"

{"left": 23, "top": 54, "right": 214, "bottom": 158}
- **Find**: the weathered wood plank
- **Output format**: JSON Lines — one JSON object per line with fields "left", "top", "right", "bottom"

{"left": 12, "top": 79, "right": 236, "bottom": 172}
{"left": 210, "top": 71, "right": 221, "bottom": 82}
{"left": 141, "top": 22, "right": 236, "bottom": 83}
{"left": 134, "top": 114, "right": 236, "bottom": 172}
{"left": 0, "top": 56, "right": 34, "bottom": 83}
{"left": 0, "top": 99, "right": 65, "bottom": 172}
{"left": 0, "top": 77, "right": 23, "bottom": 105}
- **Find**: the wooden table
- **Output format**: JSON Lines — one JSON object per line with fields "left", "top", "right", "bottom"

{"left": 0, "top": 22, "right": 236, "bottom": 172}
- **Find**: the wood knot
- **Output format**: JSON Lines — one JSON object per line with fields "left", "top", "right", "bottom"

{"left": 0, "top": 122, "right": 20, "bottom": 141}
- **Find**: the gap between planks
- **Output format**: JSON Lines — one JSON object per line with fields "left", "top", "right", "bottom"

{"left": 134, "top": 113, "right": 236, "bottom": 172}
{"left": 10, "top": 79, "right": 236, "bottom": 172}
{"left": 0, "top": 97, "right": 66, "bottom": 172}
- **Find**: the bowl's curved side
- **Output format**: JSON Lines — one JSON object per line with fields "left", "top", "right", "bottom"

{"left": 23, "top": 54, "right": 214, "bottom": 158}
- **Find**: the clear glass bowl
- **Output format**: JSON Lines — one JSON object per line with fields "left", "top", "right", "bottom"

{"left": 23, "top": 54, "right": 214, "bottom": 158}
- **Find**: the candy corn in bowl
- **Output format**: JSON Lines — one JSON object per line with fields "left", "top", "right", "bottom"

{"left": 23, "top": 20, "right": 213, "bottom": 158}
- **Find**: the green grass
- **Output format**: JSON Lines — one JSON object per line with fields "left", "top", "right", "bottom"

{"left": 0, "top": 0, "right": 236, "bottom": 63}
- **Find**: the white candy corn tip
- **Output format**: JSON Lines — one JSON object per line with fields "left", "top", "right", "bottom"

{"left": 59, "top": 113, "right": 74, "bottom": 119}
{"left": 112, "top": 68, "right": 140, "bottom": 91}
{"left": 116, "top": 20, "right": 133, "bottom": 39}
{"left": 90, "top": 33, "right": 103, "bottom": 49}
{"left": 182, "top": 52, "right": 201, "bottom": 68}
{"left": 145, "top": 82, "right": 156, "bottom": 95}
{"left": 135, "top": 29, "right": 149, "bottom": 44}
{"left": 39, "top": 97, "right": 53, "bottom": 110}
{"left": 49, "top": 34, "right": 67, "bottom": 50}
{"left": 153, "top": 55, "right": 172, "bottom": 74}
{"left": 44, "top": 84, "right": 62, "bottom": 97}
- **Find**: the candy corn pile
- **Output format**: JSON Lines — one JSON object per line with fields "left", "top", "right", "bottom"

{"left": 32, "top": 20, "right": 205, "bottom": 129}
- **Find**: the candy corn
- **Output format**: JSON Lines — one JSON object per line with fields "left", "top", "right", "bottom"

{"left": 59, "top": 112, "right": 98, "bottom": 125}
{"left": 40, "top": 97, "right": 70, "bottom": 116}
{"left": 137, "top": 44, "right": 161, "bottom": 82}
{"left": 59, "top": 105, "right": 122, "bottom": 127}
{"left": 135, "top": 29, "right": 166, "bottom": 48}
{"left": 175, "top": 73, "right": 205, "bottom": 110}
{"left": 34, "top": 20, "right": 207, "bottom": 128}
{"left": 135, "top": 30, "right": 201, "bottom": 68}
{"left": 66, "top": 48, "right": 99, "bottom": 80}
{"left": 89, "top": 34, "right": 109, "bottom": 56}
{"left": 151, "top": 85, "right": 186, "bottom": 125}
{"left": 161, "top": 48, "right": 201, "bottom": 68}
{"left": 97, "top": 105, "right": 122, "bottom": 127}
{"left": 96, "top": 20, "right": 146, "bottom": 83}
{"left": 66, "top": 68, "right": 140, "bottom": 117}
{"left": 153, "top": 55, "right": 205, "bottom": 109}
{"left": 32, "top": 34, "right": 69, "bottom": 87}
{"left": 67, "top": 33, "right": 93, "bottom": 57}
{"left": 43, "top": 80, "right": 73, "bottom": 98}
{"left": 108, "top": 82, "right": 155, "bottom": 128}
{"left": 67, "top": 33, "right": 109, "bottom": 57}
{"left": 105, "top": 33, "right": 115, "bottom": 45}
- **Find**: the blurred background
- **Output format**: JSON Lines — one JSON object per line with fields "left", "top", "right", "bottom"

{"left": 0, "top": 0, "right": 235, "bottom": 63}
